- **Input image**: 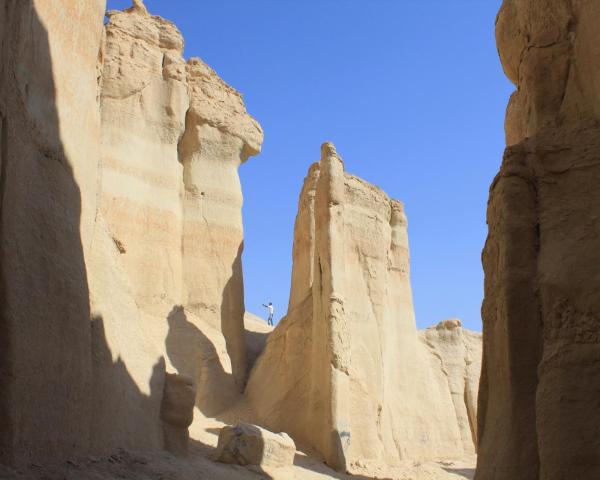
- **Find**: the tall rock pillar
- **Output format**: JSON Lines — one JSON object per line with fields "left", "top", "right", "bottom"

{"left": 477, "top": 2, "right": 600, "bottom": 479}
{"left": 311, "top": 142, "right": 351, "bottom": 469}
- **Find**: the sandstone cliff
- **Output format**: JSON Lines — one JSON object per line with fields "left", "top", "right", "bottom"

{"left": 0, "top": 0, "right": 106, "bottom": 465}
{"left": 1, "top": 0, "right": 262, "bottom": 465}
{"left": 1, "top": 1, "right": 482, "bottom": 477}
{"left": 246, "top": 143, "right": 481, "bottom": 473}
{"left": 477, "top": 2, "right": 600, "bottom": 479}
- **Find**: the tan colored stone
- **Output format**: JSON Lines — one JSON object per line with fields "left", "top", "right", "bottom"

{"left": 421, "top": 319, "right": 482, "bottom": 455}
{"left": 0, "top": 0, "right": 105, "bottom": 466}
{"left": 93, "top": 0, "right": 263, "bottom": 429}
{"left": 478, "top": 2, "right": 600, "bottom": 479}
{"left": 246, "top": 143, "right": 481, "bottom": 474}
{"left": 215, "top": 423, "right": 296, "bottom": 469}
{"left": 1, "top": 0, "right": 263, "bottom": 466}
{"left": 244, "top": 312, "right": 273, "bottom": 374}
{"left": 180, "top": 57, "right": 263, "bottom": 391}
{"left": 161, "top": 373, "right": 196, "bottom": 456}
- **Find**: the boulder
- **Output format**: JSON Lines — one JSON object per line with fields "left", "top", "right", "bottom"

{"left": 215, "top": 423, "right": 296, "bottom": 469}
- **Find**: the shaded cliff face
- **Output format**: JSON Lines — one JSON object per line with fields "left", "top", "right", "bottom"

{"left": 1, "top": 0, "right": 262, "bottom": 465}
{"left": 477, "top": 2, "right": 600, "bottom": 479}
{"left": 246, "top": 143, "right": 481, "bottom": 474}
{"left": 0, "top": 0, "right": 106, "bottom": 466}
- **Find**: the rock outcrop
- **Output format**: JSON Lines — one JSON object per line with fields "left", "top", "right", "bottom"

{"left": 93, "top": 3, "right": 263, "bottom": 433}
{"left": 1, "top": 0, "right": 262, "bottom": 466}
{"left": 477, "top": 2, "right": 600, "bottom": 479}
{"left": 420, "top": 320, "right": 482, "bottom": 455}
{"left": 215, "top": 423, "right": 296, "bottom": 469}
{"left": 246, "top": 143, "right": 481, "bottom": 473}
{"left": 1, "top": 0, "right": 482, "bottom": 476}
{"left": 0, "top": 0, "right": 106, "bottom": 466}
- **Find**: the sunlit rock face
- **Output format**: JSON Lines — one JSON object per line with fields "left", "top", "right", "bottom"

{"left": 246, "top": 143, "right": 481, "bottom": 473}
{"left": 477, "top": 2, "right": 600, "bottom": 479}
{"left": 0, "top": 0, "right": 262, "bottom": 465}
{"left": 92, "top": 0, "right": 263, "bottom": 445}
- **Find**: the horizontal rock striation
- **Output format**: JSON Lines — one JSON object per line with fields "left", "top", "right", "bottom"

{"left": 1, "top": 0, "right": 262, "bottom": 465}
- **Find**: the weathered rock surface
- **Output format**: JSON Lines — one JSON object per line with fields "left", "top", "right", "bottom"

{"left": 96, "top": 0, "right": 262, "bottom": 425}
{"left": 1, "top": 0, "right": 262, "bottom": 466}
{"left": 161, "top": 373, "right": 196, "bottom": 456}
{"left": 477, "top": 2, "right": 600, "bottom": 479}
{"left": 1, "top": 0, "right": 482, "bottom": 477}
{"left": 0, "top": 0, "right": 105, "bottom": 466}
{"left": 215, "top": 423, "right": 296, "bottom": 469}
{"left": 246, "top": 143, "right": 481, "bottom": 473}
{"left": 420, "top": 320, "right": 482, "bottom": 455}
{"left": 179, "top": 57, "right": 262, "bottom": 391}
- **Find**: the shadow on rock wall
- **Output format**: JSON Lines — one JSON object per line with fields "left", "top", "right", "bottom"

{"left": 0, "top": 0, "right": 93, "bottom": 466}
{"left": 220, "top": 243, "right": 247, "bottom": 389}
{"left": 166, "top": 306, "right": 238, "bottom": 418}
{"left": 0, "top": 0, "right": 169, "bottom": 466}
{"left": 91, "top": 315, "right": 166, "bottom": 453}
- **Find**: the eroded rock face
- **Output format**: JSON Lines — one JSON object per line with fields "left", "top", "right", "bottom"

{"left": 0, "top": 0, "right": 262, "bottom": 466}
{"left": 215, "top": 423, "right": 296, "bottom": 469}
{"left": 477, "top": 2, "right": 600, "bottom": 479}
{"left": 93, "top": 0, "right": 263, "bottom": 432}
{"left": 180, "top": 57, "right": 263, "bottom": 390}
{"left": 0, "top": 0, "right": 106, "bottom": 466}
{"left": 246, "top": 144, "right": 481, "bottom": 473}
{"left": 420, "top": 320, "right": 482, "bottom": 455}
{"left": 161, "top": 373, "right": 196, "bottom": 456}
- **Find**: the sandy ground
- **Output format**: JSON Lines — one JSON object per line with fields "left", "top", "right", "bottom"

{"left": 0, "top": 417, "right": 475, "bottom": 480}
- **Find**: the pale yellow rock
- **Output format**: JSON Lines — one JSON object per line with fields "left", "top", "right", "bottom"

{"left": 420, "top": 320, "right": 482, "bottom": 455}
{"left": 99, "top": 3, "right": 188, "bottom": 317}
{"left": 161, "top": 373, "right": 196, "bottom": 456}
{"left": 246, "top": 143, "right": 481, "bottom": 474}
{"left": 93, "top": 0, "right": 263, "bottom": 426}
{"left": 215, "top": 423, "right": 296, "bottom": 469}
{"left": 180, "top": 57, "right": 263, "bottom": 391}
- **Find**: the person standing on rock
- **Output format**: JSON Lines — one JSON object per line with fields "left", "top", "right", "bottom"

{"left": 262, "top": 302, "right": 274, "bottom": 326}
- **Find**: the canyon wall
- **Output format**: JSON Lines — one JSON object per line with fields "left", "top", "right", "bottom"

{"left": 246, "top": 143, "right": 481, "bottom": 473}
{"left": 477, "top": 1, "right": 600, "bottom": 479}
{"left": 0, "top": 0, "right": 106, "bottom": 465}
{"left": 0, "top": 0, "right": 262, "bottom": 466}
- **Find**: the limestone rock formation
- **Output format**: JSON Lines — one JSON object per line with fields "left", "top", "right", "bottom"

{"left": 0, "top": 0, "right": 106, "bottom": 466}
{"left": 477, "top": 2, "right": 600, "bottom": 479}
{"left": 215, "top": 423, "right": 296, "bottom": 469}
{"left": 246, "top": 143, "right": 481, "bottom": 473}
{"left": 420, "top": 320, "right": 482, "bottom": 455}
{"left": 161, "top": 373, "right": 196, "bottom": 456}
{"left": 94, "top": 0, "right": 262, "bottom": 430}
{"left": 179, "top": 57, "right": 262, "bottom": 390}
{"left": 1, "top": 0, "right": 262, "bottom": 466}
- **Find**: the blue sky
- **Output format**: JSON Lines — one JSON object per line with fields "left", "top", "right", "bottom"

{"left": 107, "top": 1, "right": 513, "bottom": 331}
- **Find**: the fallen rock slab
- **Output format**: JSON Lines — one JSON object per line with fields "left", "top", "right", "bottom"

{"left": 215, "top": 423, "right": 296, "bottom": 469}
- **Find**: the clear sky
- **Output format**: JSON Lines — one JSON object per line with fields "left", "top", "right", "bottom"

{"left": 107, "top": 0, "right": 513, "bottom": 331}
